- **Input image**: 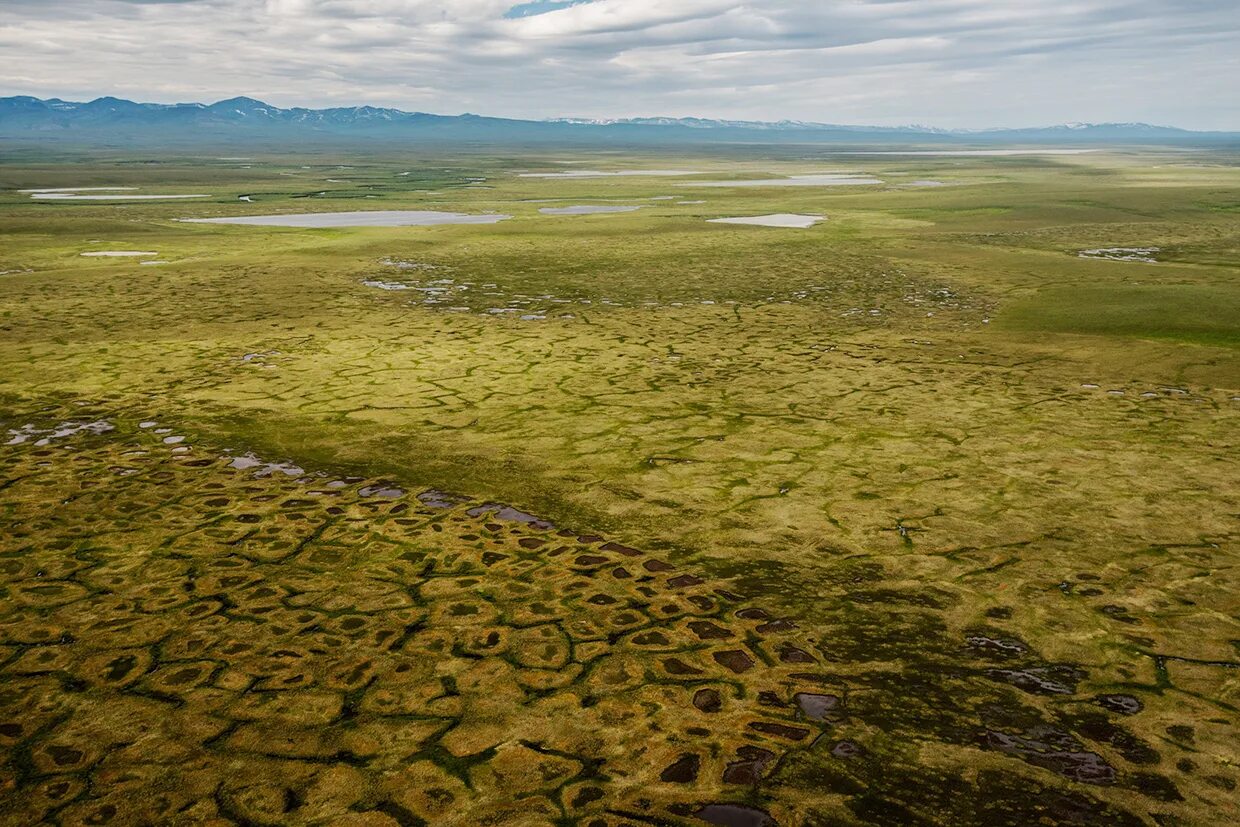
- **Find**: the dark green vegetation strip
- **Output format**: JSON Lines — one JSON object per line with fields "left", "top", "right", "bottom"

{"left": 999, "top": 284, "right": 1240, "bottom": 347}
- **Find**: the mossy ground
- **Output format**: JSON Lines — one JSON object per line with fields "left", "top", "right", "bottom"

{"left": 1, "top": 146, "right": 1238, "bottom": 825}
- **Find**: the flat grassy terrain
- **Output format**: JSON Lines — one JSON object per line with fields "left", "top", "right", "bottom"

{"left": 1, "top": 145, "right": 1237, "bottom": 826}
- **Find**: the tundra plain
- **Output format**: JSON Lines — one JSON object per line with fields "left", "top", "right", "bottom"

{"left": 1, "top": 145, "right": 1238, "bottom": 827}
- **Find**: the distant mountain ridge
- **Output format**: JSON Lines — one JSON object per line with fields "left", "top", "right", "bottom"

{"left": 2, "top": 95, "right": 1235, "bottom": 146}
{"left": 548, "top": 116, "right": 1197, "bottom": 138}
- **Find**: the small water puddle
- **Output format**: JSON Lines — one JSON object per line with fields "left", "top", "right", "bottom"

{"left": 694, "top": 803, "right": 776, "bottom": 827}
{"left": 794, "top": 692, "right": 842, "bottom": 722}
{"left": 417, "top": 490, "right": 469, "bottom": 509}
{"left": 227, "top": 453, "right": 305, "bottom": 478}
{"left": 5, "top": 420, "right": 114, "bottom": 446}
{"left": 465, "top": 503, "right": 554, "bottom": 530}
{"left": 359, "top": 484, "right": 405, "bottom": 499}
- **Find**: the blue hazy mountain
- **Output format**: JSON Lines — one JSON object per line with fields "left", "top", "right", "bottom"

{"left": 2, "top": 95, "right": 1234, "bottom": 146}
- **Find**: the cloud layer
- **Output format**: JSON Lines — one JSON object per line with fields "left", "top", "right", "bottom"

{"left": 2, "top": 0, "right": 1237, "bottom": 128}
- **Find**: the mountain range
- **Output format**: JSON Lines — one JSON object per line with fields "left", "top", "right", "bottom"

{"left": 2, "top": 95, "right": 1236, "bottom": 147}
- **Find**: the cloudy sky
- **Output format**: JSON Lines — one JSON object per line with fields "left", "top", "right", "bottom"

{"left": 2, "top": 0, "right": 1238, "bottom": 128}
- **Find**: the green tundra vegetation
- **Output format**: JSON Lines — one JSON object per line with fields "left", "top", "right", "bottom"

{"left": 0, "top": 144, "right": 1237, "bottom": 826}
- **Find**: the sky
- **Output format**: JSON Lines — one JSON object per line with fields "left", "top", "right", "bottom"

{"left": 2, "top": 0, "right": 1238, "bottom": 129}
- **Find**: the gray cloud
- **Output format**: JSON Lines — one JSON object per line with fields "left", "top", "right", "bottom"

{"left": 1, "top": 0, "right": 1237, "bottom": 128}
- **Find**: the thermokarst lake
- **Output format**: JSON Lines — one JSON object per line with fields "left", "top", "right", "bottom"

{"left": 708, "top": 214, "right": 826, "bottom": 228}
{"left": 181, "top": 210, "right": 513, "bottom": 227}
{"left": 518, "top": 169, "right": 706, "bottom": 179}
{"left": 25, "top": 187, "right": 210, "bottom": 200}
{"left": 688, "top": 173, "right": 883, "bottom": 187}
{"left": 539, "top": 205, "right": 642, "bottom": 215}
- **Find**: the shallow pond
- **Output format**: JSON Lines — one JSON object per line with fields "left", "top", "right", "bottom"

{"left": 539, "top": 205, "right": 641, "bottom": 215}
{"left": 19, "top": 187, "right": 138, "bottom": 193}
{"left": 708, "top": 214, "right": 825, "bottom": 229}
{"left": 689, "top": 173, "right": 881, "bottom": 188}
{"left": 182, "top": 210, "right": 512, "bottom": 228}
{"left": 518, "top": 169, "right": 703, "bottom": 179}
{"left": 34, "top": 190, "right": 208, "bottom": 200}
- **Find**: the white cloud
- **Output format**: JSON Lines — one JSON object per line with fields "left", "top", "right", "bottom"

{"left": 0, "top": 0, "right": 1237, "bottom": 128}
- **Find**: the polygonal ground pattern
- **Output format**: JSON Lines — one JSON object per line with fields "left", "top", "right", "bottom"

{"left": 1, "top": 410, "right": 844, "bottom": 826}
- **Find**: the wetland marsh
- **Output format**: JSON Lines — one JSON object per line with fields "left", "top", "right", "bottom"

{"left": 0, "top": 145, "right": 1238, "bottom": 826}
